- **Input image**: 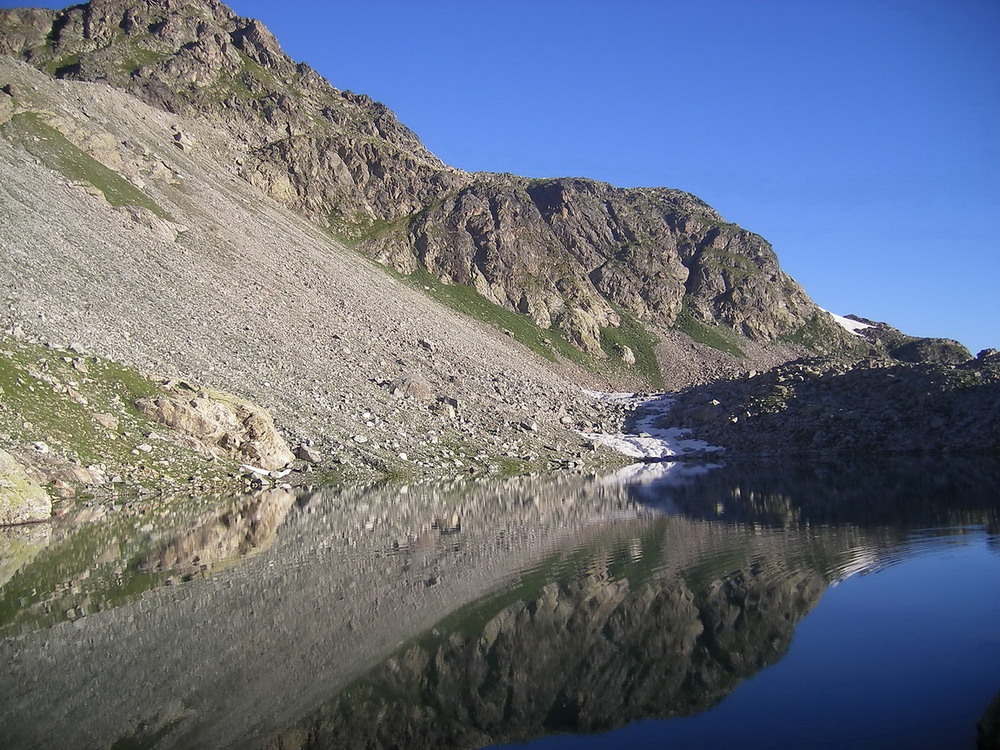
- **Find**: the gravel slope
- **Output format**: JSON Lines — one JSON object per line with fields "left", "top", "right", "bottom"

{"left": 0, "top": 59, "right": 630, "bottom": 477}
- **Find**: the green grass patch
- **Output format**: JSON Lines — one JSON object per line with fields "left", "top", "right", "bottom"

{"left": 674, "top": 297, "right": 745, "bottom": 358}
{"left": 394, "top": 266, "right": 591, "bottom": 366}
{"left": 327, "top": 210, "right": 410, "bottom": 245}
{"left": 115, "top": 41, "right": 172, "bottom": 76}
{"left": 0, "top": 335, "right": 236, "bottom": 491}
{"left": 600, "top": 305, "right": 665, "bottom": 389}
{"left": 1, "top": 112, "right": 169, "bottom": 218}
{"left": 41, "top": 52, "right": 82, "bottom": 77}
{"left": 780, "top": 311, "right": 863, "bottom": 355}
{"left": 331, "top": 221, "right": 665, "bottom": 386}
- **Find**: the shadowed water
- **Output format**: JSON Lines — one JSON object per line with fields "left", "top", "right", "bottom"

{"left": 0, "top": 457, "right": 998, "bottom": 749}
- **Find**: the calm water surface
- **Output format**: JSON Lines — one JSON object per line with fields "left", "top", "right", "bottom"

{"left": 1, "top": 457, "right": 998, "bottom": 749}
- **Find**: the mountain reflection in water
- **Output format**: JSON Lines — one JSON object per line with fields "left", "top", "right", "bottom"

{"left": 0, "top": 457, "right": 998, "bottom": 750}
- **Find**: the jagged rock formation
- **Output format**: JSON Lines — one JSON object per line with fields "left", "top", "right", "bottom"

{"left": 0, "top": 0, "right": 855, "bottom": 358}
{"left": 365, "top": 174, "right": 835, "bottom": 355}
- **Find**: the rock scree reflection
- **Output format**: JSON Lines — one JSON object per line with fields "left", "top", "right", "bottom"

{"left": 0, "top": 457, "right": 997, "bottom": 750}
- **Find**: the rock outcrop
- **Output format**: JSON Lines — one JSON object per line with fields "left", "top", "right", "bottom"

{"left": 364, "top": 175, "right": 844, "bottom": 355}
{"left": 847, "top": 316, "right": 971, "bottom": 364}
{"left": 0, "top": 449, "right": 51, "bottom": 525}
{"left": 135, "top": 383, "right": 295, "bottom": 471}
{"left": 660, "top": 349, "right": 1000, "bottom": 455}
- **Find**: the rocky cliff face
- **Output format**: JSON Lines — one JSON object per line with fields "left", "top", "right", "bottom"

{"left": 0, "top": 0, "right": 465, "bottom": 219}
{"left": 365, "top": 174, "right": 833, "bottom": 354}
{"left": 0, "top": 0, "right": 856, "bottom": 361}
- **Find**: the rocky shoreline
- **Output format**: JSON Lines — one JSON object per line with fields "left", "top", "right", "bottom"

{"left": 1, "top": 0, "right": 997, "bottom": 526}
{"left": 657, "top": 349, "right": 1000, "bottom": 457}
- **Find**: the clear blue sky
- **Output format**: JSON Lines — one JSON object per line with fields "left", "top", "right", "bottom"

{"left": 5, "top": 0, "right": 998, "bottom": 353}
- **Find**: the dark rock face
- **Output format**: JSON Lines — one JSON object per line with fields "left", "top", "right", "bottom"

{"left": 0, "top": 0, "right": 463, "bottom": 220}
{"left": 850, "top": 317, "right": 971, "bottom": 364}
{"left": 366, "top": 174, "right": 845, "bottom": 354}
{"left": 0, "top": 0, "right": 850, "bottom": 357}
{"left": 661, "top": 350, "right": 1000, "bottom": 455}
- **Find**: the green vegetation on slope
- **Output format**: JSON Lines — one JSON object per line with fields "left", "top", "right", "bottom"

{"left": 389, "top": 267, "right": 665, "bottom": 388}
{"left": 1, "top": 111, "right": 169, "bottom": 217}
{"left": 0, "top": 335, "right": 237, "bottom": 494}
{"left": 780, "top": 310, "right": 863, "bottom": 355}
{"left": 600, "top": 305, "right": 665, "bottom": 389}
{"left": 674, "top": 297, "right": 746, "bottom": 358}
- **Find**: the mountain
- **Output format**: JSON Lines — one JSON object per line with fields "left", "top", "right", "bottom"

{"left": 0, "top": 0, "right": 990, "bottom": 506}
{"left": 0, "top": 0, "right": 861, "bottom": 356}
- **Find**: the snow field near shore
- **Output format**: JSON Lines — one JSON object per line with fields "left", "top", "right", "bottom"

{"left": 580, "top": 391, "right": 723, "bottom": 460}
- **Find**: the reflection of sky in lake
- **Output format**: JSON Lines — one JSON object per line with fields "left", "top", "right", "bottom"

{"left": 492, "top": 530, "right": 1000, "bottom": 750}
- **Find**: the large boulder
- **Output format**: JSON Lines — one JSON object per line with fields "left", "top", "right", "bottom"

{"left": 135, "top": 386, "right": 295, "bottom": 470}
{"left": 0, "top": 448, "right": 52, "bottom": 525}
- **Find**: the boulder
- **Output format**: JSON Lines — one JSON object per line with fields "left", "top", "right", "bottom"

{"left": 0, "top": 448, "right": 52, "bottom": 525}
{"left": 135, "top": 387, "right": 294, "bottom": 471}
{"left": 294, "top": 444, "right": 321, "bottom": 463}
{"left": 392, "top": 373, "right": 433, "bottom": 401}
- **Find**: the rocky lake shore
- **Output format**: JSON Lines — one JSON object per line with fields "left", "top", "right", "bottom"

{"left": 0, "top": 0, "right": 997, "bottom": 526}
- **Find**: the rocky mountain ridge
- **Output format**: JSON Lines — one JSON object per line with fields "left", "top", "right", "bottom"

{"left": 0, "top": 0, "right": 869, "bottom": 359}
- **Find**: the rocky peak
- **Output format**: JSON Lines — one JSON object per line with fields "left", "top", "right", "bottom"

{"left": 849, "top": 317, "right": 971, "bottom": 364}
{"left": 0, "top": 0, "right": 931, "bottom": 372}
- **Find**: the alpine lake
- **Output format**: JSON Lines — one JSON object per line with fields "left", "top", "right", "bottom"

{"left": 1, "top": 456, "right": 998, "bottom": 750}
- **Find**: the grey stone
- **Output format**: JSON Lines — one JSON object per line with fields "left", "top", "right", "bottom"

{"left": 0, "top": 449, "right": 51, "bottom": 526}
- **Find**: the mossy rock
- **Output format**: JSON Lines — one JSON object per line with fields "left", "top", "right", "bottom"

{"left": 0, "top": 449, "right": 51, "bottom": 526}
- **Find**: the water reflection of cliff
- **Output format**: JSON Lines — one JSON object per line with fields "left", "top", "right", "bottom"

{"left": 275, "top": 517, "right": 834, "bottom": 750}
{"left": 0, "top": 460, "right": 997, "bottom": 750}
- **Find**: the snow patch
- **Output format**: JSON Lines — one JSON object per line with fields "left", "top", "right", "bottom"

{"left": 580, "top": 391, "right": 722, "bottom": 459}
{"left": 823, "top": 309, "right": 872, "bottom": 335}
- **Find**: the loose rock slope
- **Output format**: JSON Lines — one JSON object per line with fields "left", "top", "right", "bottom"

{"left": 0, "top": 55, "right": 635, "bottom": 501}
{"left": 0, "top": 0, "right": 996, "bottom": 514}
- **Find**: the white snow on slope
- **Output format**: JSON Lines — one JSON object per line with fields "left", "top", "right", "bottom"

{"left": 580, "top": 391, "right": 722, "bottom": 459}
{"left": 823, "top": 309, "right": 872, "bottom": 335}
